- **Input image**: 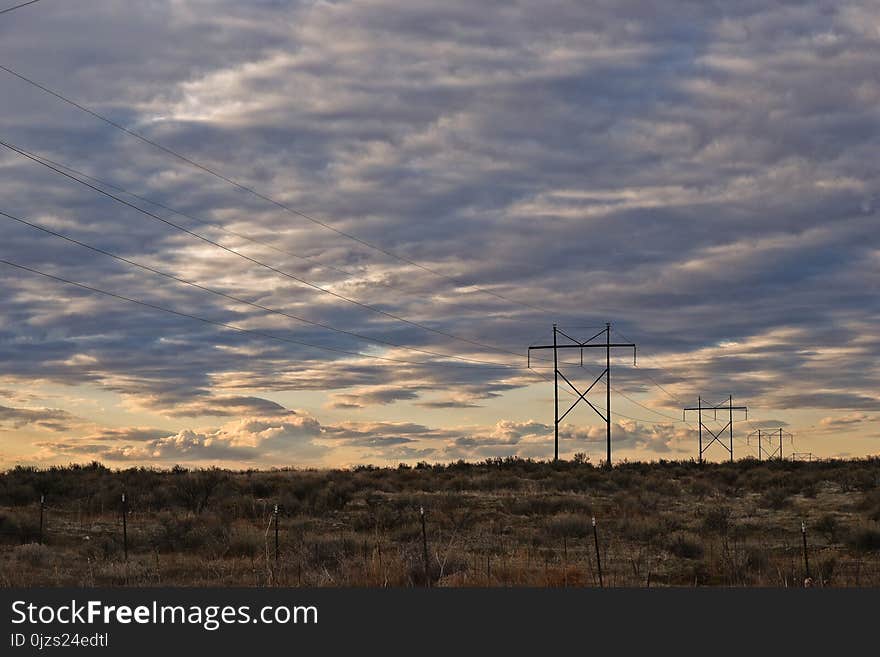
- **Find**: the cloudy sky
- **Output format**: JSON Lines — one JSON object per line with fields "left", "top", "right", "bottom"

{"left": 0, "top": 1, "right": 878, "bottom": 469}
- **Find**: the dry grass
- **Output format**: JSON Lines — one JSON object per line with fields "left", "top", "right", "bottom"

{"left": 0, "top": 458, "right": 878, "bottom": 587}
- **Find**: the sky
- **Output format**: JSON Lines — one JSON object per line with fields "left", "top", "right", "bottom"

{"left": 0, "top": 0, "right": 878, "bottom": 469}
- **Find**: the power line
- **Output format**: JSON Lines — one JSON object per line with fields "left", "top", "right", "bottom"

{"left": 528, "top": 324, "right": 638, "bottom": 464}
{"left": 734, "top": 436, "right": 759, "bottom": 458}
{"left": 530, "top": 347, "right": 697, "bottom": 428}
{"left": 0, "top": 137, "right": 540, "bottom": 361}
{"left": 0, "top": 0, "right": 42, "bottom": 16}
{"left": 0, "top": 257, "right": 524, "bottom": 370}
{"left": 558, "top": 354, "right": 690, "bottom": 424}
{"left": 0, "top": 63, "right": 555, "bottom": 315}
{"left": 624, "top": 339, "right": 773, "bottom": 444}
{"left": 9, "top": 142, "right": 566, "bottom": 365}
{"left": 683, "top": 396, "right": 748, "bottom": 463}
{"left": 611, "top": 386, "right": 688, "bottom": 423}
{"left": 609, "top": 328, "right": 703, "bottom": 433}
{"left": 609, "top": 409, "right": 675, "bottom": 426}
{"left": 614, "top": 327, "right": 712, "bottom": 395}
{"left": 13, "top": 145, "right": 452, "bottom": 301}
{"left": 0, "top": 207, "right": 517, "bottom": 368}
{"left": 0, "top": 66, "right": 806, "bottom": 460}
{"left": 550, "top": 327, "right": 692, "bottom": 425}
{"left": 612, "top": 328, "right": 689, "bottom": 406}
{"left": 0, "top": 252, "right": 687, "bottom": 443}
{"left": 611, "top": 385, "right": 700, "bottom": 431}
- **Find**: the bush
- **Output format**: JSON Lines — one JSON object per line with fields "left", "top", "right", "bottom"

{"left": 702, "top": 507, "right": 731, "bottom": 535}
{"left": 815, "top": 514, "right": 839, "bottom": 543}
{"left": 689, "top": 480, "right": 712, "bottom": 500}
{"left": 172, "top": 469, "right": 229, "bottom": 514}
{"left": 313, "top": 481, "right": 354, "bottom": 512}
{"left": 153, "top": 513, "right": 227, "bottom": 554}
{"left": 798, "top": 479, "right": 819, "bottom": 498}
{"left": 645, "top": 475, "right": 681, "bottom": 497}
{"left": 618, "top": 517, "right": 665, "bottom": 543}
{"left": 96, "top": 558, "right": 155, "bottom": 585}
{"left": 504, "top": 495, "right": 591, "bottom": 516}
{"left": 546, "top": 513, "right": 592, "bottom": 538}
{"left": 744, "top": 546, "right": 769, "bottom": 574}
{"left": 668, "top": 533, "right": 704, "bottom": 560}
{"left": 0, "top": 511, "right": 21, "bottom": 537}
{"left": 847, "top": 526, "right": 880, "bottom": 553}
{"left": 226, "top": 525, "right": 262, "bottom": 558}
{"left": 841, "top": 470, "right": 876, "bottom": 493}
{"left": 14, "top": 542, "right": 51, "bottom": 567}
{"left": 859, "top": 490, "right": 880, "bottom": 522}
{"left": 817, "top": 555, "right": 836, "bottom": 585}
{"left": 759, "top": 487, "right": 790, "bottom": 509}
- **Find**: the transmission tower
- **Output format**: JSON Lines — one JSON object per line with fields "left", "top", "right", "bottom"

{"left": 748, "top": 428, "right": 793, "bottom": 461}
{"left": 683, "top": 396, "right": 748, "bottom": 463}
{"left": 528, "top": 323, "right": 636, "bottom": 466}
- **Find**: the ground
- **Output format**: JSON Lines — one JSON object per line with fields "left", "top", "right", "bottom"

{"left": 1, "top": 458, "right": 878, "bottom": 587}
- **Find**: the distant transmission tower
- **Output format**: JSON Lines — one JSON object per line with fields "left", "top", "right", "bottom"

{"left": 748, "top": 428, "right": 793, "bottom": 461}
{"left": 683, "top": 396, "right": 748, "bottom": 463}
{"left": 528, "top": 323, "right": 636, "bottom": 466}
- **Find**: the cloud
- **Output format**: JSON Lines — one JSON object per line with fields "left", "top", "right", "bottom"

{"left": 1, "top": 1, "right": 880, "bottom": 464}
{"left": 327, "top": 386, "right": 421, "bottom": 409}
{"left": 37, "top": 411, "right": 327, "bottom": 465}
{"left": 86, "top": 427, "right": 174, "bottom": 443}
{"left": 445, "top": 417, "right": 692, "bottom": 460}
{"left": 156, "top": 395, "right": 292, "bottom": 418}
{"left": 0, "top": 404, "right": 85, "bottom": 433}
{"left": 816, "top": 413, "right": 876, "bottom": 433}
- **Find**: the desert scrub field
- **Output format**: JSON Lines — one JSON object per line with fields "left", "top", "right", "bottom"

{"left": 0, "top": 458, "right": 878, "bottom": 587}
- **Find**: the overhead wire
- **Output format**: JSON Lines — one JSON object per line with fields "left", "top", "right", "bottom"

{"left": 528, "top": 353, "right": 696, "bottom": 428}
{"left": 0, "top": 63, "right": 555, "bottom": 315}
{"left": 9, "top": 145, "right": 466, "bottom": 301}
{"left": 0, "top": 66, "right": 827, "bottom": 461}
{"left": 0, "top": 0, "right": 42, "bottom": 16}
{"left": 0, "top": 207, "right": 520, "bottom": 368}
{"left": 0, "top": 67, "right": 811, "bottom": 460}
{"left": 612, "top": 327, "right": 758, "bottom": 437}
{"left": 612, "top": 328, "right": 691, "bottom": 406}
{"left": 0, "top": 258, "right": 527, "bottom": 369}
{"left": 0, "top": 137, "right": 547, "bottom": 362}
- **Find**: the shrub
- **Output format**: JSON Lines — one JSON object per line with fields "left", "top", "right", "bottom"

{"left": 689, "top": 480, "right": 712, "bottom": 500}
{"left": 172, "top": 469, "right": 229, "bottom": 514}
{"left": 546, "top": 513, "right": 592, "bottom": 538}
{"left": 841, "top": 470, "right": 876, "bottom": 493}
{"left": 96, "top": 558, "right": 154, "bottom": 585}
{"left": 668, "top": 533, "right": 704, "bottom": 560}
{"left": 817, "top": 555, "right": 836, "bottom": 585}
{"left": 847, "top": 526, "right": 880, "bottom": 553}
{"left": 702, "top": 507, "right": 732, "bottom": 535}
{"left": 815, "top": 514, "right": 839, "bottom": 543}
{"left": 227, "top": 526, "right": 263, "bottom": 558}
{"left": 759, "top": 487, "right": 790, "bottom": 509}
{"left": 153, "top": 513, "right": 227, "bottom": 553}
{"left": 0, "top": 511, "right": 21, "bottom": 537}
{"left": 800, "top": 481, "right": 819, "bottom": 499}
{"left": 313, "top": 481, "right": 354, "bottom": 512}
{"left": 645, "top": 475, "right": 681, "bottom": 497}
{"left": 504, "top": 495, "right": 591, "bottom": 516}
{"left": 744, "top": 546, "right": 769, "bottom": 574}
{"left": 618, "top": 517, "right": 665, "bottom": 543}
{"left": 858, "top": 490, "right": 880, "bottom": 522}
{"left": 14, "top": 542, "right": 51, "bottom": 567}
